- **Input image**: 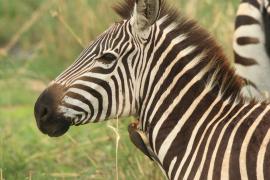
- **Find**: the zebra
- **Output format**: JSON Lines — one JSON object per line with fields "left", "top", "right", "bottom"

{"left": 34, "top": 0, "right": 270, "bottom": 179}
{"left": 233, "top": 0, "right": 270, "bottom": 98}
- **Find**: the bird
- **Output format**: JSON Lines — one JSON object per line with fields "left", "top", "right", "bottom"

{"left": 128, "top": 120, "right": 156, "bottom": 161}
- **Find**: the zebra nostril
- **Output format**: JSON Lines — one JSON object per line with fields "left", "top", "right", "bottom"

{"left": 39, "top": 105, "right": 50, "bottom": 121}
{"left": 34, "top": 84, "right": 65, "bottom": 124}
{"left": 34, "top": 94, "right": 53, "bottom": 123}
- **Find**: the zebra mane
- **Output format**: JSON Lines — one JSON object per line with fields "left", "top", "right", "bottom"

{"left": 114, "top": 0, "right": 245, "bottom": 100}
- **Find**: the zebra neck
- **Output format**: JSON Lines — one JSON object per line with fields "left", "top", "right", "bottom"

{"left": 137, "top": 81, "right": 229, "bottom": 170}
{"left": 135, "top": 21, "right": 242, "bottom": 132}
{"left": 136, "top": 51, "right": 241, "bottom": 133}
{"left": 143, "top": 94, "right": 270, "bottom": 180}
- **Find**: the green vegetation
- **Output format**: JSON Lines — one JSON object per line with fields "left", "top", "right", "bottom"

{"left": 0, "top": 0, "right": 238, "bottom": 179}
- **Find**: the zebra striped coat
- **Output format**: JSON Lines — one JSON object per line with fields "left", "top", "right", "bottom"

{"left": 34, "top": 0, "right": 270, "bottom": 179}
{"left": 234, "top": 0, "right": 270, "bottom": 98}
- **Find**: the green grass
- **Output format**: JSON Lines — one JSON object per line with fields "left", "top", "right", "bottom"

{"left": 0, "top": 0, "right": 238, "bottom": 179}
{"left": 0, "top": 106, "right": 161, "bottom": 179}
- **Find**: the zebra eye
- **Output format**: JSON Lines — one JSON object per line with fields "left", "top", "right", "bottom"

{"left": 100, "top": 52, "right": 117, "bottom": 63}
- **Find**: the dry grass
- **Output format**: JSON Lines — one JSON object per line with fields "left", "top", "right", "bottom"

{"left": 0, "top": 169, "right": 3, "bottom": 180}
{"left": 107, "top": 117, "right": 120, "bottom": 180}
{"left": 0, "top": 0, "right": 53, "bottom": 57}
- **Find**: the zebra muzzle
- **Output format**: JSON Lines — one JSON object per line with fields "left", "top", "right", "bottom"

{"left": 34, "top": 84, "right": 71, "bottom": 137}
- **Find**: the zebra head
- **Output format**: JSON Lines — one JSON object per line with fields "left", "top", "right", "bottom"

{"left": 34, "top": 0, "right": 161, "bottom": 137}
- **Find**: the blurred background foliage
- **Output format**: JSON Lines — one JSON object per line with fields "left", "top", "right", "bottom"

{"left": 0, "top": 0, "right": 238, "bottom": 179}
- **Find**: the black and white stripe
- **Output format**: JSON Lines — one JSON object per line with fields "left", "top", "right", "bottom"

{"left": 40, "top": 0, "right": 270, "bottom": 179}
{"left": 54, "top": 21, "right": 138, "bottom": 125}
{"left": 233, "top": 0, "right": 270, "bottom": 98}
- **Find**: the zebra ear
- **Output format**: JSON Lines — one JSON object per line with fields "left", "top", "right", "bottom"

{"left": 132, "top": 0, "right": 161, "bottom": 38}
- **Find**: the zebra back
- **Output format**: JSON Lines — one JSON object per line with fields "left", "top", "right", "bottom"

{"left": 234, "top": 0, "right": 270, "bottom": 98}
